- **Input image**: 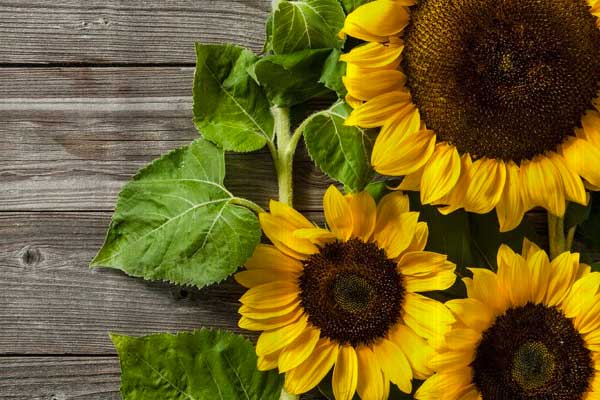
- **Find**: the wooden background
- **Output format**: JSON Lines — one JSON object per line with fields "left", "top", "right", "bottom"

{"left": 0, "top": 1, "right": 330, "bottom": 398}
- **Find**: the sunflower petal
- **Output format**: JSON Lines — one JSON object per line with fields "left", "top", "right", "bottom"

{"left": 256, "top": 315, "right": 308, "bottom": 356}
{"left": 260, "top": 213, "right": 318, "bottom": 258}
{"left": 278, "top": 325, "right": 321, "bottom": 373}
{"left": 245, "top": 244, "right": 303, "bottom": 272}
{"left": 403, "top": 293, "right": 455, "bottom": 341}
{"left": 356, "top": 346, "right": 388, "bottom": 400}
{"left": 341, "top": 0, "right": 410, "bottom": 42}
{"left": 345, "top": 91, "right": 412, "bottom": 128}
{"left": 240, "top": 281, "right": 299, "bottom": 309}
{"left": 561, "top": 136, "right": 600, "bottom": 187}
{"left": 373, "top": 339, "right": 413, "bottom": 393}
{"left": 521, "top": 156, "right": 566, "bottom": 217}
{"left": 324, "top": 185, "right": 353, "bottom": 241}
{"left": 340, "top": 40, "right": 404, "bottom": 69}
{"left": 389, "top": 324, "right": 434, "bottom": 379}
{"left": 546, "top": 251, "right": 580, "bottom": 306}
{"left": 463, "top": 158, "right": 506, "bottom": 214}
{"left": 333, "top": 346, "right": 359, "bottom": 400}
{"left": 497, "top": 244, "right": 529, "bottom": 307}
{"left": 347, "top": 191, "right": 377, "bottom": 241}
{"left": 344, "top": 70, "right": 406, "bottom": 101}
{"left": 284, "top": 340, "right": 339, "bottom": 394}
{"left": 420, "top": 143, "right": 461, "bottom": 204}
{"left": 496, "top": 161, "right": 527, "bottom": 232}
{"left": 549, "top": 152, "right": 587, "bottom": 206}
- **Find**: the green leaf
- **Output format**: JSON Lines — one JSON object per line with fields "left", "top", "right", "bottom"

{"left": 112, "top": 330, "right": 283, "bottom": 400}
{"left": 319, "top": 49, "right": 348, "bottom": 97}
{"left": 193, "top": 44, "right": 274, "bottom": 152}
{"left": 249, "top": 49, "right": 332, "bottom": 107}
{"left": 271, "top": 0, "right": 346, "bottom": 54}
{"left": 565, "top": 200, "right": 593, "bottom": 230}
{"left": 338, "top": 0, "right": 373, "bottom": 13}
{"left": 91, "top": 139, "right": 262, "bottom": 288}
{"left": 304, "top": 102, "right": 374, "bottom": 192}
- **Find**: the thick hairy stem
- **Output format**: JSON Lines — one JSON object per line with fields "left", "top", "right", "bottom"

{"left": 548, "top": 213, "right": 567, "bottom": 259}
{"left": 272, "top": 106, "right": 296, "bottom": 206}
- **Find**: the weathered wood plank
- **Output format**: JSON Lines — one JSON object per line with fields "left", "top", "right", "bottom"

{"left": 0, "top": 0, "right": 270, "bottom": 64}
{"left": 0, "top": 211, "right": 324, "bottom": 355}
{"left": 0, "top": 67, "right": 334, "bottom": 211}
{"left": 0, "top": 356, "right": 324, "bottom": 399}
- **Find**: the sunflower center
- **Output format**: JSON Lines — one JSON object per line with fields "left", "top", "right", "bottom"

{"left": 402, "top": 0, "right": 600, "bottom": 162}
{"left": 299, "top": 238, "right": 405, "bottom": 347}
{"left": 472, "top": 303, "right": 594, "bottom": 400}
{"left": 512, "top": 342, "right": 556, "bottom": 391}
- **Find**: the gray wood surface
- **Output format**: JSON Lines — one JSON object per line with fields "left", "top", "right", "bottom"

{"left": 0, "top": 1, "right": 326, "bottom": 398}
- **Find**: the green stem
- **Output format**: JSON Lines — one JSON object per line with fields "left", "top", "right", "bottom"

{"left": 566, "top": 225, "right": 577, "bottom": 252}
{"left": 230, "top": 197, "right": 265, "bottom": 215}
{"left": 280, "top": 388, "right": 300, "bottom": 400}
{"left": 272, "top": 106, "right": 297, "bottom": 207}
{"left": 548, "top": 213, "right": 567, "bottom": 259}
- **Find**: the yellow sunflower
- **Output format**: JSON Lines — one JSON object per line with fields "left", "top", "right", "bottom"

{"left": 415, "top": 240, "right": 600, "bottom": 400}
{"left": 340, "top": 0, "right": 600, "bottom": 232}
{"left": 235, "top": 185, "right": 457, "bottom": 399}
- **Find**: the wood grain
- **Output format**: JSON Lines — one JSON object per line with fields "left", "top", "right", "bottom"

{"left": 0, "top": 0, "right": 271, "bottom": 65}
{"left": 0, "top": 211, "right": 325, "bottom": 355}
{"left": 0, "top": 357, "right": 322, "bottom": 399}
{"left": 0, "top": 67, "right": 335, "bottom": 212}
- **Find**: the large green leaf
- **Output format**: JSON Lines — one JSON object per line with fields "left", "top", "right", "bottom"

{"left": 112, "top": 330, "right": 283, "bottom": 400}
{"left": 193, "top": 44, "right": 274, "bottom": 152}
{"left": 249, "top": 49, "right": 332, "bottom": 107}
{"left": 91, "top": 139, "right": 261, "bottom": 288}
{"left": 304, "top": 102, "right": 374, "bottom": 192}
{"left": 271, "top": 0, "right": 346, "bottom": 54}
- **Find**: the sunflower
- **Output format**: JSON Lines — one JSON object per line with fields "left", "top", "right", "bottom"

{"left": 235, "top": 185, "right": 456, "bottom": 399}
{"left": 415, "top": 240, "right": 600, "bottom": 400}
{"left": 339, "top": 0, "right": 600, "bottom": 232}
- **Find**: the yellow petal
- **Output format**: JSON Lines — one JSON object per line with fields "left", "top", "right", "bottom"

{"left": 443, "top": 328, "right": 481, "bottom": 350}
{"left": 435, "top": 154, "right": 473, "bottom": 215}
{"left": 347, "top": 191, "right": 377, "bottom": 241}
{"left": 522, "top": 238, "right": 542, "bottom": 260}
{"left": 346, "top": 93, "right": 363, "bottom": 109}
{"left": 549, "top": 152, "right": 587, "bottom": 206}
{"left": 398, "top": 167, "right": 424, "bottom": 191}
{"left": 404, "top": 266, "right": 456, "bottom": 292}
{"left": 278, "top": 325, "right": 321, "bottom": 373}
{"left": 341, "top": 0, "right": 410, "bottom": 42}
{"left": 240, "top": 281, "right": 299, "bottom": 309}
{"left": 561, "top": 136, "right": 600, "bottom": 187}
{"left": 463, "top": 158, "right": 506, "bottom": 214}
{"left": 526, "top": 249, "right": 551, "bottom": 304}
{"left": 324, "top": 185, "right": 353, "bottom": 240}
{"left": 340, "top": 40, "right": 404, "bottom": 69}
{"left": 496, "top": 161, "right": 527, "bottom": 233}
{"left": 521, "top": 156, "right": 566, "bottom": 217}
{"left": 545, "top": 251, "right": 580, "bottom": 306}
{"left": 374, "top": 211, "right": 420, "bottom": 259}
{"left": 389, "top": 324, "right": 434, "bottom": 379}
{"left": 269, "top": 200, "right": 314, "bottom": 228}
{"left": 414, "top": 368, "right": 473, "bottom": 400}
{"left": 373, "top": 123, "right": 437, "bottom": 176}
{"left": 561, "top": 273, "right": 600, "bottom": 318}
{"left": 497, "top": 244, "right": 529, "bottom": 307}
{"left": 345, "top": 91, "right": 412, "bottom": 128}
{"left": 446, "top": 298, "right": 495, "bottom": 333}
{"left": 403, "top": 293, "right": 455, "bottom": 341}
{"left": 429, "top": 349, "right": 474, "bottom": 372}
{"left": 344, "top": 70, "right": 406, "bottom": 101}
{"left": 406, "top": 222, "right": 429, "bottom": 253}
{"left": 466, "top": 268, "right": 508, "bottom": 314}
{"left": 398, "top": 251, "right": 452, "bottom": 277}
{"left": 333, "top": 346, "right": 359, "bottom": 400}
{"left": 420, "top": 143, "right": 461, "bottom": 204}
{"left": 239, "top": 301, "right": 301, "bottom": 320}
{"left": 245, "top": 244, "right": 303, "bottom": 272}
{"left": 235, "top": 269, "right": 299, "bottom": 288}
{"left": 284, "top": 340, "right": 339, "bottom": 394}
{"left": 256, "top": 315, "right": 308, "bottom": 356}
{"left": 257, "top": 351, "right": 280, "bottom": 371}
{"left": 260, "top": 213, "right": 318, "bottom": 258}
{"left": 356, "top": 346, "right": 388, "bottom": 400}
{"left": 239, "top": 306, "right": 303, "bottom": 331}
{"left": 294, "top": 228, "right": 337, "bottom": 246}
{"left": 373, "top": 339, "right": 413, "bottom": 393}
{"left": 582, "top": 110, "right": 600, "bottom": 148}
